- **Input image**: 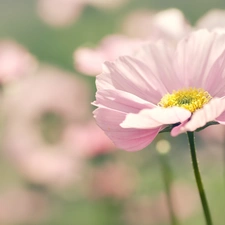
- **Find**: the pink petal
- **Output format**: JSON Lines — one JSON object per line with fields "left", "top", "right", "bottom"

{"left": 121, "top": 107, "right": 191, "bottom": 129}
{"left": 171, "top": 120, "right": 188, "bottom": 136}
{"left": 204, "top": 48, "right": 225, "bottom": 97}
{"left": 96, "top": 63, "right": 115, "bottom": 90}
{"left": 93, "top": 89, "right": 160, "bottom": 151}
{"left": 94, "top": 107, "right": 161, "bottom": 151}
{"left": 172, "top": 98, "right": 225, "bottom": 135}
{"left": 216, "top": 112, "right": 225, "bottom": 124}
{"left": 215, "top": 98, "right": 225, "bottom": 124}
{"left": 74, "top": 47, "right": 105, "bottom": 75}
{"left": 150, "top": 8, "right": 191, "bottom": 41}
{"left": 97, "top": 55, "right": 168, "bottom": 104}
{"left": 135, "top": 41, "right": 183, "bottom": 93}
{"left": 93, "top": 89, "right": 155, "bottom": 114}
{"left": 174, "top": 29, "right": 225, "bottom": 89}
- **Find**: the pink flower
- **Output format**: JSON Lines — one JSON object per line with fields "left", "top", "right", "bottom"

{"left": 37, "top": 0, "right": 128, "bottom": 28}
{"left": 87, "top": 0, "right": 129, "bottom": 10}
{"left": 74, "top": 9, "right": 192, "bottom": 77}
{"left": 196, "top": 9, "right": 225, "bottom": 30}
{"left": 121, "top": 8, "right": 191, "bottom": 41}
{"left": 88, "top": 163, "right": 136, "bottom": 199}
{"left": 93, "top": 30, "right": 225, "bottom": 151}
{"left": 0, "top": 40, "right": 37, "bottom": 83}
{"left": 74, "top": 35, "right": 144, "bottom": 76}
{"left": 63, "top": 121, "right": 115, "bottom": 158}
{"left": 37, "top": 0, "right": 84, "bottom": 27}
{"left": 0, "top": 189, "right": 49, "bottom": 224}
{"left": 198, "top": 124, "right": 225, "bottom": 143}
{"left": 2, "top": 65, "right": 89, "bottom": 188}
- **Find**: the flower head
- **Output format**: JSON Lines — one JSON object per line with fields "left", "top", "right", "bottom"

{"left": 2, "top": 65, "right": 89, "bottom": 188}
{"left": 93, "top": 30, "right": 225, "bottom": 151}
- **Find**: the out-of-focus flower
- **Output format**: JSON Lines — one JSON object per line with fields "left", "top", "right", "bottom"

{"left": 87, "top": 0, "right": 129, "bottom": 10}
{"left": 198, "top": 124, "right": 225, "bottom": 143}
{"left": 37, "top": 0, "right": 129, "bottom": 28}
{"left": 37, "top": 0, "right": 84, "bottom": 27}
{"left": 4, "top": 65, "right": 90, "bottom": 121}
{"left": 196, "top": 9, "right": 225, "bottom": 30}
{"left": 0, "top": 40, "right": 37, "bottom": 84}
{"left": 123, "top": 183, "right": 198, "bottom": 225}
{"left": 153, "top": 183, "right": 199, "bottom": 221}
{"left": 0, "top": 188, "right": 49, "bottom": 225}
{"left": 74, "top": 9, "right": 192, "bottom": 77}
{"left": 3, "top": 65, "right": 90, "bottom": 188}
{"left": 63, "top": 121, "right": 115, "bottom": 158}
{"left": 88, "top": 163, "right": 136, "bottom": 199}
{"left": 121, "top": 8, "right": 191, "bottom": 41}
{"left": 93, "top": 30, "right": 225, "bottom": 151}
{"left": 74, "top": 35, "right": 144, "bottom": 76}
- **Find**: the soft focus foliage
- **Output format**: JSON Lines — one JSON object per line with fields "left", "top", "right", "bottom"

{"left": 0, "top": 1, "right": 225, "bottom": 225}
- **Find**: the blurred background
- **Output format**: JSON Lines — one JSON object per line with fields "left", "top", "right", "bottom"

{"left": 0, "top": 0, "right": 225, "bottom": 224}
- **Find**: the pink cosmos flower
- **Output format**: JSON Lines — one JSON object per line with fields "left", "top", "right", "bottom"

{"left": 121, "top": 8, "right": 191, "bottom": 41}
{"left": 63, "top": 121, "right": 115, "bottom": 158}
{"left": 93, "top": 29, "right": 225, "bottom": 151}
{"left": 0, "top": 189, "right": 49, "bottom": 224}
{"left": 37, "top": 0, "right": 128, "bottom": 28}
{"left": 37, "top": 0, "right": 84, "bottom": 27}
{"left": 87, "top": 0, "right": 129, "bottom": 10}
{"left": 88, "top": 162, "right": 136, "bottom": 199}
{"left": 74, "top": 35, "right": 144, "bottom": 76}
{"left": 0, "top": 40, "right": 37, "bottom": 83}
{"left": 74, "top": 9, "right": 192, "bottom": 77}
{"left": 198, "top": 124, "right": 225, "bottom": 143}
{"left": 2, "top": 65, "right": 89, "bottom": 188}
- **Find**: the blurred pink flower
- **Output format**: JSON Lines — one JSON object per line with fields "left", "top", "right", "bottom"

{"left": 4, "top": 65, "right": 90, "bottom": 121}
{"left": 153, "top": 183, "right": 199, "bottom": 222}
{"left": 74, "top": 9, "right": 191, "bottom": 77}
{"left": 3, "top": 65, "right": 90, "bottom": 188}
{"left": 37, "top": 0, "right": 84, "bottom": 27}
{"left": 88, "top": 163, "right": 136, "bottom": 199}
{"left": 122, "top": 8, "right": 191, "bottom": 41}
{"left": 63, "top": 121, "right": 115, "bottom": 158}
{"left": 87, "top": 0, "right": 129, "bottom": 10}
{"left": 94, "top": 30, "right": 225, "bottom": 151}
{"left": 196, "top": 9, "right": 225, "bottom": 30}
{"left": 0, "top": 40, "right": 37, "bottom": 83}
{"left": 123, "top": 183, "right": 198, "bottom": 225}
{"left": 198, "top": 124, "right": 225, "bottom": 143}
{"left": 0, "top": 189, "right": 49, "bottom": 225}
{"left": 37, "top": 0, "right": 128, "bottom": 28}
{"left": 74, "top": 34, "right": 144, "bottom": 76}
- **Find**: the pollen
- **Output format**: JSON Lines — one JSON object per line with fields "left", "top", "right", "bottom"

{"left": 158, "top": 88, "right": 212, "bottom": 113}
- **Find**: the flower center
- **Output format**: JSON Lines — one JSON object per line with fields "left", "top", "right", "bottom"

{"left": 158, "top": 88, "right": 212, "bottom": 113}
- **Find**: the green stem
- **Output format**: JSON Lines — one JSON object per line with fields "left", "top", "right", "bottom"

{"left": 187, "top": 132, "right": 213, "bottom": 225}
{"left": 159, "top": 153, "right": 179, "bottom": 225}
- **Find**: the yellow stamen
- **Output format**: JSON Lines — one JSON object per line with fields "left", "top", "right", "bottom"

{"left": 158, "top": 88, "right": 212, "bottom": 113}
